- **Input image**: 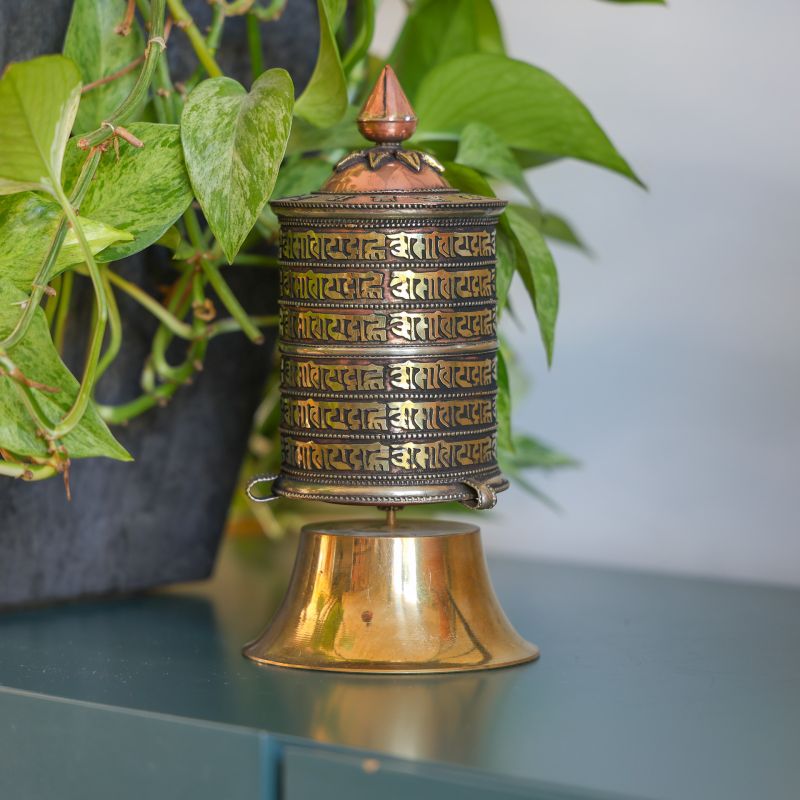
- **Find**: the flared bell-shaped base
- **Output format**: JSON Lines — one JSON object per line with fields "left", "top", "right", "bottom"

{"left": 243, "top": 519, "right": 539, "bottom": 673}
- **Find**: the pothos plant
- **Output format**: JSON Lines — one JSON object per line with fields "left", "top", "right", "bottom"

{"left": 0, "top": 0, "right": 656, "bottom": 514}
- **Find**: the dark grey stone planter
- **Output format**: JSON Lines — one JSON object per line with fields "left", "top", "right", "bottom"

{"left": 0, "top": 0, "right": 317, "bottom": 607}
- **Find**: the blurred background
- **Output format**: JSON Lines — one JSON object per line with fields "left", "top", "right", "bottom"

{"left": 375, "top": 0, "right": 800, "bottom": 587}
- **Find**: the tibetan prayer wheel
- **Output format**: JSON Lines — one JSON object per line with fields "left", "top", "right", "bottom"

{"left": 244, "top": 67, "right": 538, "bottom": 673}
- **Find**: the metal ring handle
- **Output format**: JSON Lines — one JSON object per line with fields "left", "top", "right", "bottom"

{"left": 460, "top": 479, "right": 497, "bottom": 510}
{"left": 246, "top": 473, "right": 281, "bottom": 503}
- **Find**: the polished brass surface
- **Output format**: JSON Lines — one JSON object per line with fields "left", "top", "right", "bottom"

{"left": 280, "top": 354, "right": 497, "bottom": 393}
{"left": 279, "top": 227, "right": 496, "bottom": 263}
{"left": 246, "top": 68, "right": 531, "bottom": 673}
{"left": 242, "top": 520, "right": 539, "bottom": 673}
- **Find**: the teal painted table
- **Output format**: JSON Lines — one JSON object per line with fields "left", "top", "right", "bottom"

{"left": 0, "top": 535, "right": 798, "bottom": 800}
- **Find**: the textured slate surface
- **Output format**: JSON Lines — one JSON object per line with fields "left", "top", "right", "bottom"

{"left": 0, "top": 545, "right": 798, "bottom": 799}
{"left": 0, "top": 259, "right": 278, "bottom": 607}
{"left": 0, "top": 0, "right": 316, "bottom": 605}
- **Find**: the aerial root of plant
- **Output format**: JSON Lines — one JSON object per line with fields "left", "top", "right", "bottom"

{"left": 79, "top": 124, "right": 144, "bottom": 151}
{"left": 0, "top": 366, "right": 60, "bottom": 394}
{"left": 192, "top": 297, "right": 217, "bottom": 321}
{"left": 82, "top": 55, "right": 145, "bottom": 94}
{"left": 115, "top": 0, "right": 137, "bottom": 36}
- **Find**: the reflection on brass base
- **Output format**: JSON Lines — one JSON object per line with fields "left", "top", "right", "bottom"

{"left": 242, "top": 519, "right": 539, "bottom": 673}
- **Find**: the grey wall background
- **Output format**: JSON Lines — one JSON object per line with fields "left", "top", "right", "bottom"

{"left": 377, "top": 0, "right": 800, "bottom": 586}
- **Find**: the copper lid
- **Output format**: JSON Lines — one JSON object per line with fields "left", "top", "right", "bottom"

{"left": 271, "top": 66, "right": 505, "bottom": 216}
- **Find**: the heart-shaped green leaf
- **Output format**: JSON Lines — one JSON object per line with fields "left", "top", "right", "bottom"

{"left": 389, "top": 0, "right": 504, "bottom": 100}
{"left": 62, "top": 123, "right": 193, "bottom": 262}
{"left": 63, "top": 0, "right": 145, "bottom": 133}
{"left": 415, "top": 54, "right": 641, "bottom": 185}
{"left": 0, "top": 55, "right": 82, "bottom": 195}
{"left": 0, "top": 193, "right": 131, "bottom": 289}
{"left": 505, "top": 205, "right": 560, "bottom": 365}
{"left": 181, "top": 69, "right": 294, "bottom": 263}
{"left": 0, "top": 278, "right": 131, "bottom": 461}
{"left": 294, "top": 0, "right": 347, "bottom": 128}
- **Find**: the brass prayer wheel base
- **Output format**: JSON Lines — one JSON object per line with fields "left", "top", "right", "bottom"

{"left": 242, "top": 519, "right": 539, "bottom": 674}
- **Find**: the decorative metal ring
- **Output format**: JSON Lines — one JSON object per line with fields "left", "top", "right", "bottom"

{"left": 278, "top": 298, "right": 496, "bottom": 311}
{"left": 279, "top": 218, "right": 498, "bottom": 229}
{"left": 278, "top": 464, "right": 501, "bottom": 484}
{"left": 278, "top": 259, "right": 496, "bottom": 269}
{"left": 246, "top": 473, "right": 280, "bottom": 503}
{"left": 278, "top": 425, "right": 497, "bottom": 441}
{"left": 280, "top": 388, "right": 497, "bottom": 401}
{"left": 460, "top": 479, "right": 498, "bottom": 510}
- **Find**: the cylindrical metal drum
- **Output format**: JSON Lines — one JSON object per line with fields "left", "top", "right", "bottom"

{"left": 269, "top": 68, "right": 508, "bottom": 509}
{"left": 243, "top": 67, "right": 539, "bottom": 674}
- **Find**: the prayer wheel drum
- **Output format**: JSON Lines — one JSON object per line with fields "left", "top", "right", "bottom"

{"left": 243, "top": 67, "right": 538, "bottom": 673}
{"left": 269, "top": 70, "right": 508, "bottom": 510}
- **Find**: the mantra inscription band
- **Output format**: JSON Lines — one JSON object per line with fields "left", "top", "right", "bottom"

{"left": 244, "top": 66, "right": 538, "bottom": 673}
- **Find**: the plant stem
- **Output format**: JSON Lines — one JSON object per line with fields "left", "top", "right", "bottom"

{"left": 51, "top": 184, "right": 108, "bottom": 440}
{"left": 0, "top": 354, "right": 61, "bottom": 435}
{"left": 96, "top": 271, "right": 122, "bottom": 380}
{"left": 0, "top": 149, "right": 101, "bottom": 351}
{"left": 166, "top": 0, "right": 223, "bottom": 78}
{"left": 341, "top": 0, "right": 374, "bottom": 75}
{"left": 149, "top": 268, "right": 198, "bottom": 381}
{"left": 246, "top": 12, "right": 263, "bottom": 82}
{"left": 200, "top": 258, "right": 264, "bottom": 343}
{"left": 208, "top": 314, "right": 277, "bottom": 337}
{"left": 53, "top": 270, "right": 74, "bottom": 355}
{"left": 106, "top": 269, "right": 194, "bottom": 339}
{"left": 207, "top": 2, "right": 226, "bottom": 54}
{"left": 44, "top": 274, "right": 62, "bottom": 326}
{"left": 249, "top": 0, "right": 287, "bottom": 22}
{"left": 80, "top": 0, "right": 168, "bottom": 149}
{"left": 0, "top": 462, "right": 58, "bottom": 481}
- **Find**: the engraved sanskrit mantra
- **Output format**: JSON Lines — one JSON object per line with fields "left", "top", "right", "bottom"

{"left": 282, "top": 397, "right": 496, "bottom": 431}
{"left": 282, "top": 435, "right": 497, "bottom": 472}
{"left": 280, "top": 268, "right": 495, "bottom": 301}
{"left": 280, "top": 229, "right": 495, "bottom": 262}
{"left": 280, "top": 308, "right": 496, "bottom": 343}
{"left": 281, "top": 357, "right": 497, "bottom": 392}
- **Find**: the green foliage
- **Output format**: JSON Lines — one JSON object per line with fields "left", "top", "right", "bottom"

{"left": 0, "top": 55, "right": 81, "bottom": 195}
{"left": 495, "top": 348, "right": 513, "bottom": 454}
{"left": 0, "top": 193, "right": 131, "bottom": 289}
{"left": 62, "top": 123, "right": 193, "bottom": 261}
{"left": 181, "top": 69, "right": 294, "bottom": 262}
{"left": 63, "top": 0, "right": 145, "bottom": 132}
{"left": 0, "top": 279, "right": 130, "bottom": 461}
{"left": 415, "top": 54, "right": 641, "bottom": 184}
{"left": 539, "top": 212, "right": 588, "bottom": 252}
{"left": 0, "top": 0, "right": 657, "bottom": 507}
{"left": 505, "top": 206, "right": 560, "bottom": 365}
{"left": 293, "top": 0, "right": 348, "bottom": 128}
{"left": 389, "top": 0, "right": 504, "bottom": 100}
{"left": 456, "top": 121, "right": 534, "bottom": 202}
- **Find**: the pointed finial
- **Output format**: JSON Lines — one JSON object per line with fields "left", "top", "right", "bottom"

{"left": 358, "top": 65, "right": 417, "bottom": 144}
